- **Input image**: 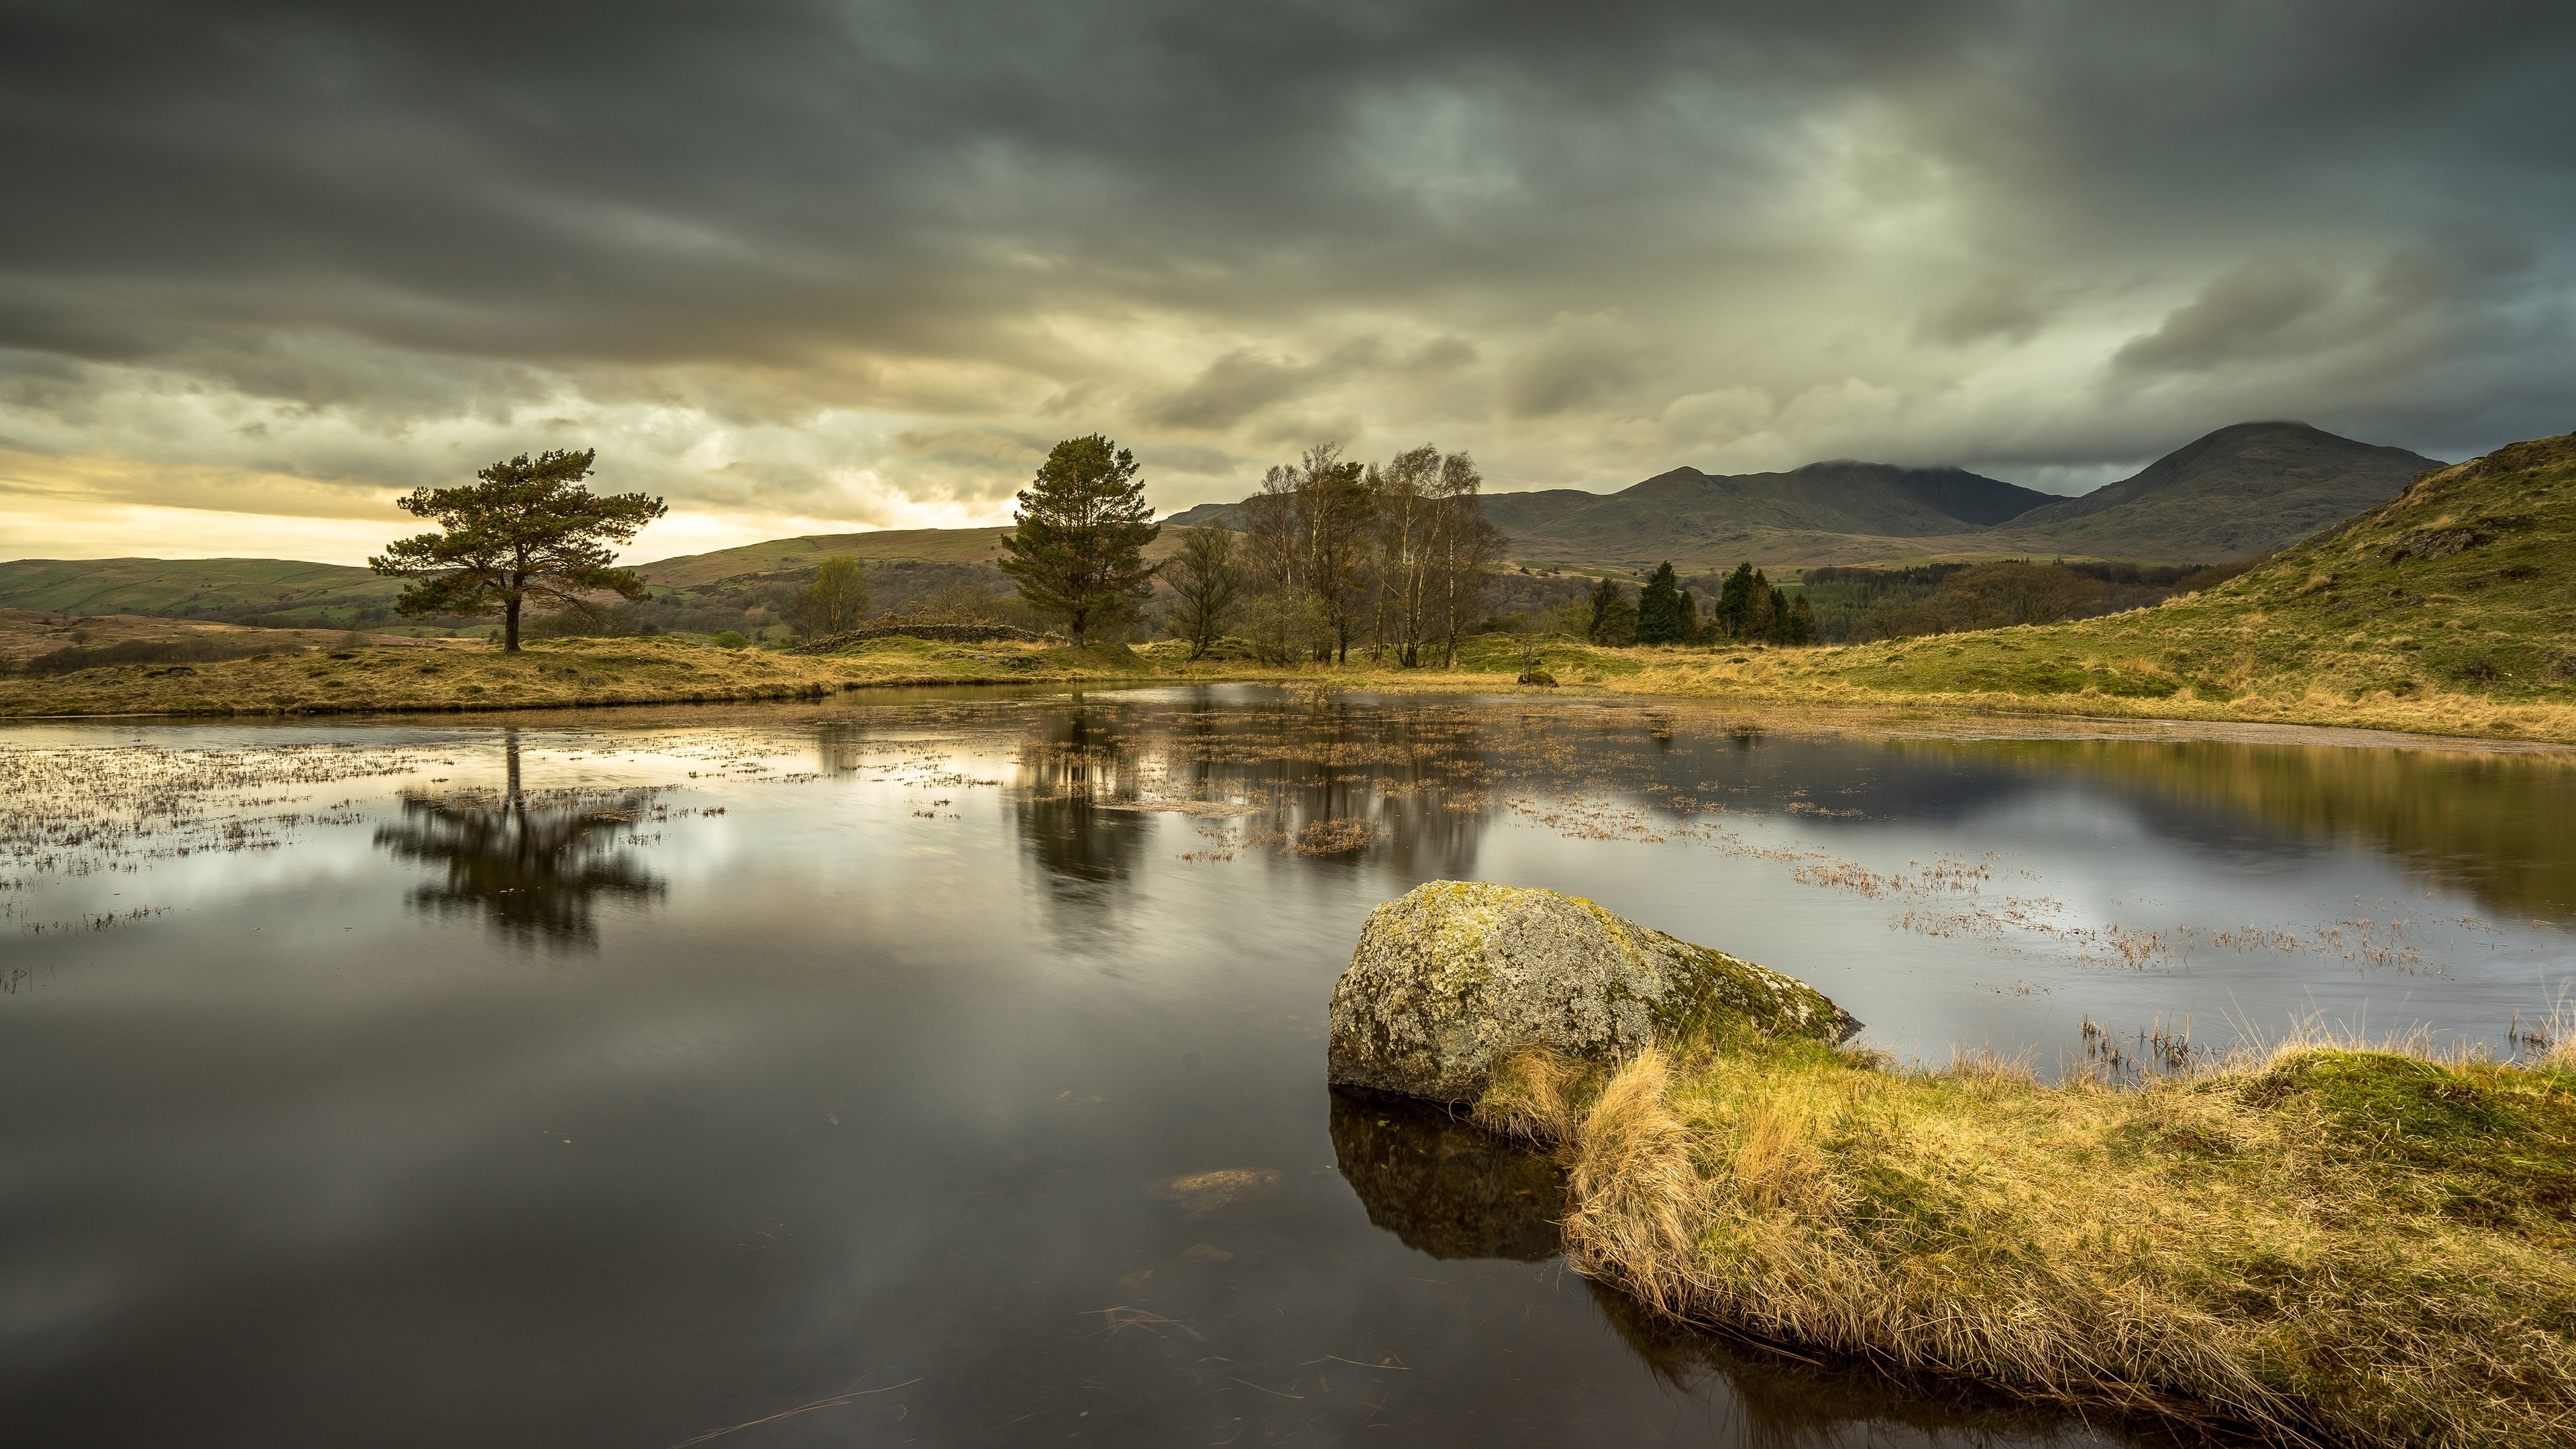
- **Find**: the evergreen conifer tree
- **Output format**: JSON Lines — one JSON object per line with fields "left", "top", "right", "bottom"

{"left": 1635, "top": 561, "right": 1690, "bottom": 644}
{"left": 1713, "top": 562, "right": 1762, "bottom": 639}
{"left": 998, "top": 435, "right": 1161, "bottom": 644}
{"left": 370, "top": 449, "right": 665, "bottom": 653}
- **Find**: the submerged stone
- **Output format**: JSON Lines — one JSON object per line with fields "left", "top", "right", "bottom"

{"left": 1326, "top": 880, "right": 1861, "bottom": 1104}
{"left": 1146, "top": 1167, "right": 1284, "bottom": 1216}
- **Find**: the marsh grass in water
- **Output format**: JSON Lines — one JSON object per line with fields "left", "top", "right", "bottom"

{"left": 1476, "top": 1021, "right": 2576, "bottom": 1448}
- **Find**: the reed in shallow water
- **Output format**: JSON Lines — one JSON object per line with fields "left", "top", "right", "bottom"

{"left": 1477, "top": 1024, "right": 2576, "bottom": 1448}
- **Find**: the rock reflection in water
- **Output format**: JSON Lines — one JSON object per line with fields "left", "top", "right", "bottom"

{"left": 1328, "top": 1089, "right": 1564, "bottom": 1261}
{"left": 374, "top": 785, "right": 666, "bottom": 947}
{"left": 1333, "top": 1090, "right": 2132, "bottom": 1445}
{"left": 1587, "top": 1282, "right": 2135, "bottom": 1448}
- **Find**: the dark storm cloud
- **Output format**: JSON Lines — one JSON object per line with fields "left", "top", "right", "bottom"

{"left": 2, "top": 0, "right": 2573, "bottom": 553}
{"left": 0, "top": 1, "right": 1974, "bottom": 366}
{"left": 2114, "top": 256, "right": 2339, "bottom": 375}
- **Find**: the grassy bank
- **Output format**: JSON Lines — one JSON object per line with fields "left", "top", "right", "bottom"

{"left": 0, "top": 634, "right": 1177, "bottom": 716}
{"left": 9, "top": 623, "right": 2573, "bottom": 743}
{"left": 1477, "top": 1030, "right": 2576, "bottom": 1448}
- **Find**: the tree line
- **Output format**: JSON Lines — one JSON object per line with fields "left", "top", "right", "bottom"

{"left": 998, "top": 434, "right": 1505, "bottom": 665}
{"left": 1797, "top": 559, "right": 2221, "bottom": 643}
{"left": 370, "top": 440, "right": 2202, "bottom": 661}
{"left": 1572, "top": 561, "right": 1815, "bottom": 646}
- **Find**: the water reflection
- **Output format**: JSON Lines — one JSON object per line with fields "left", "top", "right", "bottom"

{"left": 1010, "top": 705, "right": 1149, "bottom": 889}
{"left": 1927, "top": 737, "right": 2576, "bottom": 922}
{"left": 372, "top": 739, "right": 665, "bottom": 945}
{"left": 1331, "top": 1089, "right": 2133, "bottom": 1446}
{"left": 1586, "top": 1283, "right": 2138, "bottom": 1449}
{"left": 10, "top": 692, "right": 2566, "bottom": 1449}
{"left": 1329, "top": 1090, "right": 1563, "bottom": 1261}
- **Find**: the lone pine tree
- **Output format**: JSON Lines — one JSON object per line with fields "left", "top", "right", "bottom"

{"left": 998, "top": 435, "right": 1161, "bottom": 645}
{"left": 369, "top": 449, "right": 666, "bottom": 652}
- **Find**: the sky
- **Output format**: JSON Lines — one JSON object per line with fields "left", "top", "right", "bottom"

{"left": 3, "top": 1, "right": 2572, "bottom": 564}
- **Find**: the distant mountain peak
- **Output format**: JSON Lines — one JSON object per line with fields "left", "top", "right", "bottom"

{"left": 1987, "top": 422, "right": 2441, "bottom": 560}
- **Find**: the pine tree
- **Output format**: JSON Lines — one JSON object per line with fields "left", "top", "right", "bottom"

{"left": 1576, "top": 575, "right": 1617, "bottom": 637}
{"left": 1784, "top": 592, "right": 1817, "bottom": 645}
{"left": 1713, "top": 562, "right": 1762, "bottom": 639}
{"left": 370, "top": 449, "right": 665, "bottom": 653}
{"left": 998, "top": 435, "right": 1161, "bottom": 644}
{"left": 1635, "top": 561, "right": 1690, "bottom": 645}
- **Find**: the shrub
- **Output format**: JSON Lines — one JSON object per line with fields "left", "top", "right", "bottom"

{"left": 12, "top": 636, "right": 295, "bottom": 676}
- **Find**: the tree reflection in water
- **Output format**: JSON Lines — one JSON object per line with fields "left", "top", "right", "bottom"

{"left": 1004, "top": 697, "right": 1497, "bottom": 890}
{"left": 374, "top": 737, "right": 665, "bottom": 947}
{"left": 1010, "top": 705, "right": 1148, "bottom": 890}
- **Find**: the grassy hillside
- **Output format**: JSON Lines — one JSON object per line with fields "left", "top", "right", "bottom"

{"left": 0, "top": 555, "right": 403, "bottom": 624}
{"left": 633, "top": 523, "right": 1196, "bottom": 588}
{"left": 1562, "top": 431, "right": 2575, "bottom": 739}
{"left": 631, "top": 527, "right": 1014, "bottom": 586}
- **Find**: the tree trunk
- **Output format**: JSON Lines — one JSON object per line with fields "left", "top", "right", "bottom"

{"left": 504, "top": 594, "right": 522, "bottom": 651}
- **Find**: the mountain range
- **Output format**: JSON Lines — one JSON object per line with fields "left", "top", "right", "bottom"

{"left": 0, "top": 421, "right": 2444, "bottom": 629}
{"left": 1166, "top": 421, "right": 2440, "bottom": 570}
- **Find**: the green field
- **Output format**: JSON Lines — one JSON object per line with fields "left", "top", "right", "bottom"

{"left": 0, "top": 556, "right": 405, "bottom": 625}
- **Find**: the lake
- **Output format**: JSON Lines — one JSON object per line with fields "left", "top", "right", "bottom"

{"left": 5, "top": 686, "right": 2571, "bottom": 1447}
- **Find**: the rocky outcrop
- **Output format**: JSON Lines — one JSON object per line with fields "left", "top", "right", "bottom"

{"left": 1327, "top": 881, "right": 1860, "bottom": 1105}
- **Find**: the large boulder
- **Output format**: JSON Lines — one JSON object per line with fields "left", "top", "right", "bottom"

{"left": 1328, "top": 881, "right": 1860, "bottom": 1104}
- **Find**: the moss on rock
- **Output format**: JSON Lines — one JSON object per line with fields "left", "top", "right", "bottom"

{"left": 1326, "top": 880, "right": 1859, "bottom": 1104}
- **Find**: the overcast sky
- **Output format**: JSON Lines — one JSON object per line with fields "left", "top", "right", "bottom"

{"left": 3, "top": 1, "right": 2571, "bottom": 562}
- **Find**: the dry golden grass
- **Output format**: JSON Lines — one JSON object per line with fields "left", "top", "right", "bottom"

{"left": 0, "top": 607, "right": 432, "bottom": 669}
{"left": 1576, "top": 659, "right": 2576, "bottom": 745}
{"left": 1479, "top": 1031, "right": 2576, "bottom": 1448}
{"left": 0, "top": 635, "right": 1175, "bottom": 716}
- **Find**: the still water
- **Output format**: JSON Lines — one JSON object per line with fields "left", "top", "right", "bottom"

{"left": 4, "top": 686, "right": 2572, "bottom": 1447}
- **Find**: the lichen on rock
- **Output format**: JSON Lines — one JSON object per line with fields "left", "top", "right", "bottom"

{"left": 1326, "top": 880, "right": 1860, "bottom": 1104}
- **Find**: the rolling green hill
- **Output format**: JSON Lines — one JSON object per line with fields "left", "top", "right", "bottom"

{"left": 631, "top": 527, "right": 1012, "bottom": 587}
{"left": 0, "top": 556, "right": 402, "bottom": 624}
{"left": 631, "top": 524, "right": 1195, "bottom": 588}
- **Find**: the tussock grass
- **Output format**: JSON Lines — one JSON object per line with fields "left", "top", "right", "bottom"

{"left": 1479, "top": 1029, "right": 2576, "bottom": 1448}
